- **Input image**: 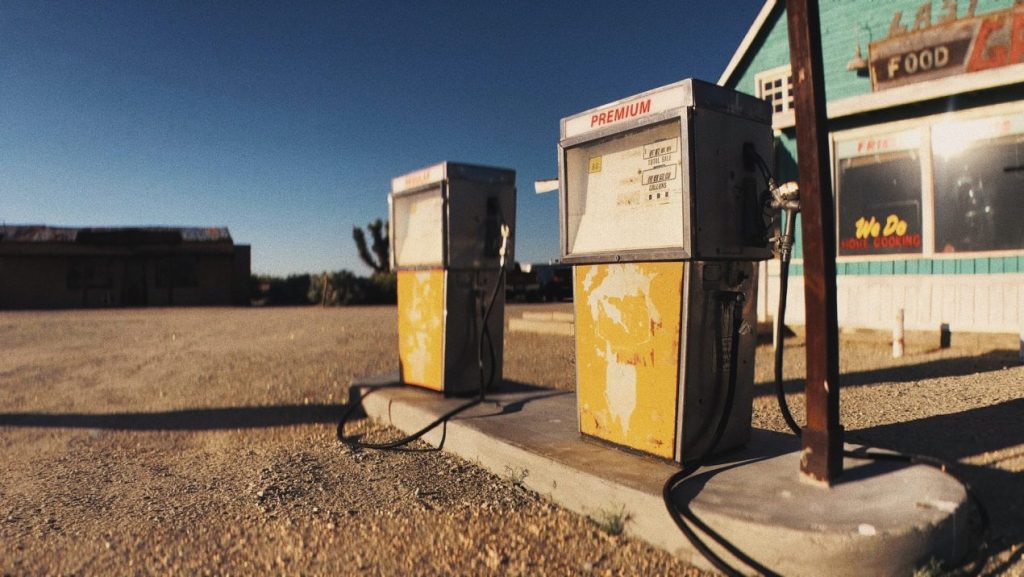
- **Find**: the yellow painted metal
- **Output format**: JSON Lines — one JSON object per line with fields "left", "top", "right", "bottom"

{"left": 397, "top": 269, "right": 445, "bottom": 391}
{"left": 574, "top": 262, "right": 683, "bottom": 459}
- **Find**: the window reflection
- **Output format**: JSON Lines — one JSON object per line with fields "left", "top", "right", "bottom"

{"left": 933, "top": 115, "right": 1024, "bottom": 252}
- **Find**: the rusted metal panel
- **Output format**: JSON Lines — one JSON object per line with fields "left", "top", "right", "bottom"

{"left": 787, "top": 0, "right": 845, "bottom": 485}
{"left": 176, "top": 228, "right": 233, "bottom": 243}
{"left": 0, "top": 226, "right": 232, "bottom": 244}
{"left": 0, "top": 225, "right": 79, "bottom": 243}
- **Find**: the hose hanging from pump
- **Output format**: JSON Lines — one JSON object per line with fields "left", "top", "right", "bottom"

{"left": 663, "top": 291, "right": 782, "bottom": 577}
{"left": 337, "top": 223, "right": 510, "bottom": 451}
{"left": 663, "top": 147, "right": 990, "bottom": 576}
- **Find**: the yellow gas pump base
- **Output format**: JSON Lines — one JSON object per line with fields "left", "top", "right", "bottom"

{"left": 396, "top": 268, "right": 505, "bottom": 396}
{"left": 397, "top": 269, "right": 446, "bottom": 391}
{"left": 574, "top": 262, "right": 683, "bottom": 459}
{"left": 573, "top": 261, "right": 757, "bottom": 463}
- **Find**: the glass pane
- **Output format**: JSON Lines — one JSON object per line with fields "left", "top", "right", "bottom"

{"left": 393, "top": 187, "right": 444, "bottom": 267}
{"left": 932, "top": 114, "right": 1024, "bottom": 253}
{"left": 564, "top": 120, "right": 683, "bottom": 256}
{"left": 836, "top": 131, "right": 923, "bottom": 256}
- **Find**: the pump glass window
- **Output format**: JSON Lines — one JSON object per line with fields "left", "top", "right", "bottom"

{"left": 393, "top": 187, "right": 444, "bottom": 267}
{"left": 835, "top": 130, "right": 923, "bottom": 256}
{"left": 565, "top": 120, "right": 683, "bottom": 256}
{"left": 932, "top": 113, "right": 1024, "bottom": 253}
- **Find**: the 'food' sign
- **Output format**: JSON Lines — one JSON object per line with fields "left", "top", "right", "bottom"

{"left": 870, "top": 3, "right": 1024, "bottom": 91}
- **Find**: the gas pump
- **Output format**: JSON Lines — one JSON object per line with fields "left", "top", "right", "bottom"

{"left": 389, "top": 162, "right": 516, "bottom": 395}
{"left": 556, "top": 79, "right": 983, "bottom": 577}
{"left": 557, "top": 79, "right": 773, "bottom": 462}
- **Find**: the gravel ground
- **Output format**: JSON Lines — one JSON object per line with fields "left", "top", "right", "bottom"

{"left": 1, "top": 305, "right": 1021, "bottom": 575}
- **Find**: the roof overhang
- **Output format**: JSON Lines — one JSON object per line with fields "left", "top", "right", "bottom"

{"left": 718, "top": 0, "right": 779, "bottom": 86}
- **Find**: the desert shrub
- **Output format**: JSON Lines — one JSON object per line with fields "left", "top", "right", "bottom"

{"left": 252, "top": 270, "right": 395, "bottom": 307}
{"left": 364, "top": 272, "right": 396, "bottom": 304}
{"left": 308, "top": 270, "right": 363, "bottom": 305}
{"left": 305, "top": 270, "right": 396, "bottom": 306}
{"left": 250, "top": 273, "right": 312, "bottom": 306}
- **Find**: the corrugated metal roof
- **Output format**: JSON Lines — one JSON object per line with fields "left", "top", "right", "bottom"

{"left": 0, "top": 225, "right": 233, "bottom": 244}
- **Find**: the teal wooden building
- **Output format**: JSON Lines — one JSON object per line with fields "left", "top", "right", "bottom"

{"left": 721, "top": 0, "right": 1024, "bottom": 333}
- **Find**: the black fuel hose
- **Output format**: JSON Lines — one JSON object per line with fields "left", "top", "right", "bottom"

{"left": 774, "top": 250, "right": 802, "bottom": 436}
{"left": 662, "top": 292, "right": 779, "bottom": 577}
{"left": 337, "top": 252, "right": 506, "bottom": 451}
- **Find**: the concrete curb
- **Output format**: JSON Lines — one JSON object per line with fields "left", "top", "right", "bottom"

{"left": 351, "top": 374, "right": 972, "bottom": 576}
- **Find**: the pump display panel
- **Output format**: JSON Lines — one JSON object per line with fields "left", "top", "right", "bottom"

{"left": 559, "top": 78, "right": 774, "bottom": 264}
{"left": 392, "top": 186, "right": 444, "bottom": 268}
{"left": 565, "top": 120, "right": 684, "bottom": 256}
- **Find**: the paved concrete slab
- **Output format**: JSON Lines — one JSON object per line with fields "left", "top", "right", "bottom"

{"left": 349, "top": 374, "right": 972, "bottom": 576}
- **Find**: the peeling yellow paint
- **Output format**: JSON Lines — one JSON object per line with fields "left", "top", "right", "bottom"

{"left": 574, "top": 262, "right": 683, "bottom": 459}
{"left": 397, "top": 270, "right": 445, "bottom": 391}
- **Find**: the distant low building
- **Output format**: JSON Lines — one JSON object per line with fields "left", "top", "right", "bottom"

{"left": 0, "top": 225, "right": 250, "bottom": 309}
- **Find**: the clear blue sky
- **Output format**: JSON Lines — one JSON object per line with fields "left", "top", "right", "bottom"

{"left": 1, "top": 1, "right": 763, "bottom": 275}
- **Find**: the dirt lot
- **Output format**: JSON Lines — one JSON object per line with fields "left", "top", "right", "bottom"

{"left": 0, "top": 305, "right": 1021, "bottom": 575}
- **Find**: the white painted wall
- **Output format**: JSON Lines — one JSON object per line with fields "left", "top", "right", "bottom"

{"left": 758, "top": 270, "right": 1024, "bottom": 334}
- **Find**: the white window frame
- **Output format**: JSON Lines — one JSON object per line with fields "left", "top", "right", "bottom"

{"left": 830, "top": 99, "right": 1024, "bottom": 262}
{"left": 754, "top": 65, "right": 794, "bottom": 116}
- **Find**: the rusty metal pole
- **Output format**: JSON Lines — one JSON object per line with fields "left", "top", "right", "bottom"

{"left": 785, "top": 0, "right": 844, "bottom": 484}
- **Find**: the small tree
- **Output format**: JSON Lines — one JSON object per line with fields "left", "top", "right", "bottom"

{"left": 353, "top": 219, "right": 389, "bottom": 275}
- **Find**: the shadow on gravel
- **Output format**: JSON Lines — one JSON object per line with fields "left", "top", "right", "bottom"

{"left": 347, "top": 378, "right": 572, "bottom": 422}
{"left": 849, "top": 399, "right": 1024, "bottom": 461}
{"left": 0, "top": 403, "right": 347, "bottom": 430}
{"left": 0, "top": 380, "right": 558, "bottom": 432}
{"left": 462, "top": 389, "right": 572, "bottom": 420}
{"left": 756, "top": 348, "right": 1021, "bottom": 394}
{"left": 849, "top": 399, "right": 1024, "bottom": 563}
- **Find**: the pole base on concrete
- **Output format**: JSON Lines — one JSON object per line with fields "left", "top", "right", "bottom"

{"left": 348, "top": 374, "right": 972, "bottom": 577}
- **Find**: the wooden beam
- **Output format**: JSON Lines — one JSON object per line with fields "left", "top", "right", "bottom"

{"left": 785, "top": 0, "right": 845, "bottom": 485}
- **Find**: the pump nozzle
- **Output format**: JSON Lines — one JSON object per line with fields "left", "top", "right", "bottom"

{"left": 498, "top": 224, "right": 510, "bottom": 269}
{"left": 766, "top": 181, "right": 800, "bottom": 263}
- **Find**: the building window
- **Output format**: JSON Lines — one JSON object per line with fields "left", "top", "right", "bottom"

{"left": 931, "top": 112, "right": 1024, "bottom": 253}
{"left": 835, "top": 129, "right": 924, "bottom": 256}
{"left": 755, "top": 66, "right": 793, "bottom": 114}
{"left": 67, "top": 258, "right": 113, "bottom": 289}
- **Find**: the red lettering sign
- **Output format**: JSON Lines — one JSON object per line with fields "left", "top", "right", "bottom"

{"left": 590, "top": 99, "right": 652, "bottom": 128}
{"left": 967, "top": 11, "right": 1024, "bottom": 71}
{"left": 856, "top": 138, "right": 893, "bottom": 153}
{"left": 840, "top": 213, "right": 921, "bottom": 255}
